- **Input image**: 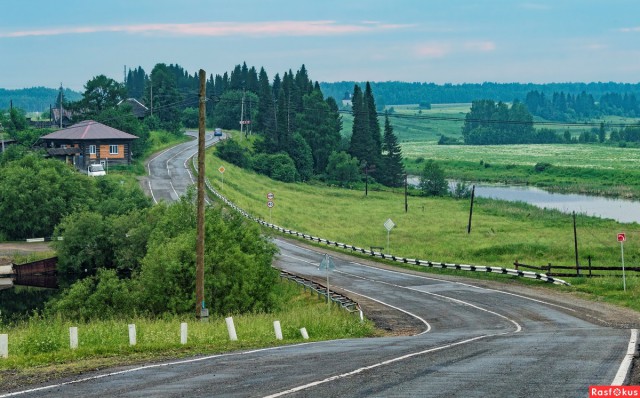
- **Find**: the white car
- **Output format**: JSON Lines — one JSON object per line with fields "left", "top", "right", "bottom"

{"left": 88, "top": 163, "right": 106, "bottom": 177}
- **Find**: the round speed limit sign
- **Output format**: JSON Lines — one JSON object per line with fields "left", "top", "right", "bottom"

{"left": 267, "top": 201, "right": 274, "bottom": 208}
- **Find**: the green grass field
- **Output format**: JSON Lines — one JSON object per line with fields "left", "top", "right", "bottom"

{"left": 0, "top": 282, "right": 374, "bottom": 377}
{"left": 340, "top": 104, "right": 640, "bottom": 197}
{"left": 205, "top": 141, "right": 640, "bottom": 311}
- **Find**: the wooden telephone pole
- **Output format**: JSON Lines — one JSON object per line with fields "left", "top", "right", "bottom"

{"left": 196, "top": 69, "right": 207, "bottom": 319}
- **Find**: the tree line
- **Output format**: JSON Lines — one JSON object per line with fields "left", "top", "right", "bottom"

{"left": 320, "top": 81, "right": 640, "bottom": 109}
{"left": 525, "top": 90, "right": 640, "bottom": 121}
{"left": 211, "top": 64, "right": 405, "bottom": 187}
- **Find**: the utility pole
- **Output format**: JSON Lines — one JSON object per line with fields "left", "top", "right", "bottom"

{"left": 59, "top": 83, "right": 63, "bottom": 128}
{"left": 150, "top": 78, "right": 153, "bottom": 117}
{"left": 467, "top": 185, "right": 476, "bottom": 234}
{"left": 404, "top": 174, "right": 408, "bottom": 213}
{"left": 573, "top": 211, "right": 579, "bottom": 270}
{"left": 196, "top": 69, "right": 207, "bottom": 320}
{"left": 240, "top": 89, "right": 245, "bottom": 136}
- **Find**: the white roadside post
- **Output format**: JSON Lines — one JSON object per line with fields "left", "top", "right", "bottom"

{"left": 225, "top": 317, "right": 238, "bottom": 341}
{"left": 273, "top": 321, "right": 283, "bottom": 341}
{"left": 300, "top": 327, "right": 309, "bottom": 340}
{"left": 129, "top": 324, "right": 137, "bottom": 346}
{"left": 180, "top": 323, "right": 188, "bottom": 345}
{"left": 0, "top": 334, "right": 8, "bottom": 358}
{"left": 618, "top": 233, "right": 627, "bottom": 291}
{"left": 69, "top": 327, "right": 78, "bottom": 350}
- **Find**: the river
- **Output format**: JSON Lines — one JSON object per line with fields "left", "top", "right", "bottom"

{"left": 408, "top": 177, "right": 640, "bottom": 224}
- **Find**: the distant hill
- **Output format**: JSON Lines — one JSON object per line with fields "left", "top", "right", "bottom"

{"left": 0, "top": 87, "right": 82, "bottom": 112}
{"left": 319, "top": 81, "right": 640, "bottom": 107}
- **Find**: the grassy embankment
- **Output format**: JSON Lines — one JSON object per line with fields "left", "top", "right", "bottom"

{"left": 0, "top": 282, "right": 373, "bottom": 380}
{"left": 204, "top": 138, "right": 640, "bottom": 311}
{"left": 343, "top": 105, "right": 640, "bottom": 198}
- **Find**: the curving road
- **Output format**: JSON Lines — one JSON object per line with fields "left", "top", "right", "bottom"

{"left": 4, "top": 133, "right": 637, "bottom": 398}
{"left": 144, "top": 130, "right": 220, "bottom": 204}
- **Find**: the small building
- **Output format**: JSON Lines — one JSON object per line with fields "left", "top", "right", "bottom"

{"left": 341, "top": 91, "right": 353, "bottom": 107}
{"left": 118, "top": 98, "right": 149, "bottom": 120}
{"left": 51, "top": 108, "right": 74, "bottom": 128}
{"left": 41, "top": 120, "right": 138, "bottom": 171}
{"left": 0, "top": 138, "right": 17, "bottom": 154}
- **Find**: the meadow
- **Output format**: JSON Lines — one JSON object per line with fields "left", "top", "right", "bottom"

{"left": 205, "top": 143, "right": 639, "bottom": 266}
{"left": 0, "top": 281, "right": 374, "bottom": 381}
{"left": 341, "top": 104, "right": 640, "bottom": 197}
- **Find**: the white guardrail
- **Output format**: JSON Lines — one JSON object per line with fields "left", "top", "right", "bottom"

{"left": 191, "top": 155, "right": 570, "bottom": 287}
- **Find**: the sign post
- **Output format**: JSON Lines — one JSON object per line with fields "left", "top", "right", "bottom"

{"left": 618, "top": 233, "right": 627, "bottom": 291}
{"left": 319, "top": 254, "right": 335, "bottom": 305}
{"left": 218, "top": 166, "right": 225, "bottom": 189}
{"left": 266, "top": 193, "right": 275, "bottom": 223}
{"left": 384, "top": 218, "right": 395, "bottom": 254}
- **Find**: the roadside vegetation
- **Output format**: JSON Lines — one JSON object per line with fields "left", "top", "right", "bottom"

{"left": 0, "top": 284, "right": 373, "bottom": 388}
{"left": 204, "top": 143, "right": 640, "bottom": 311}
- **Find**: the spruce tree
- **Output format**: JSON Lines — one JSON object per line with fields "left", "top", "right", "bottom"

{"left": 380, "top": 114, "right": 405, "bottom": 187}
{"left": 364, "top": 82, "right": 382, "bottom": 161}
{"left": 348, "top": 84, "right": 372, "bottom": 166}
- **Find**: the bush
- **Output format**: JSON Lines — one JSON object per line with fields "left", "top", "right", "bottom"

{"left": 534, "top": 162, "right": 552, "bottom": 172}
{"left": 216, "top": 139, "right": 250, "bottom": 168}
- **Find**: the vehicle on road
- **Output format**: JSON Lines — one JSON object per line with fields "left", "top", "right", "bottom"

{"left": 88, "top": 163, "right": 106, "bottom": 177}
{"left": 214, "top": 128, "right": 223, "bottom": 137}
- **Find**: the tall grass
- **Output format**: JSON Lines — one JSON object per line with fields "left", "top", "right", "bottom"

{"left": 0, "top": 281, "right": 374, "bottom": 371}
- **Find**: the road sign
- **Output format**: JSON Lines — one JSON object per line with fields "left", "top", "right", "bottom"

{"left": 267, "top": 192, "right": 274, "bottom": 200}
{"left": 384, "top": 218, "right": 395, "bottom": 232}
{"left": 618, "top": 233, "right": 626, "bottom": 242}
{"left": 267, "top": 201, "right": 274, "bottom": 208}
{"left": 218, "top": 166, "right": 225, "bottom": 173}
{"left": 319, "top": 254, "right": 335, "bottom": 271}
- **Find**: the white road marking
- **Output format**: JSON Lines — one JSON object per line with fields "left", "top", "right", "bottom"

{"left": 261, "top": 334, "right": 506, "bottom": 398}
{"left": 612, "top": 328, "right": 638, "bottom": 385}
{"left": 275, "top": 239, "right": 575, "bottom": 313}
{"left": 340, "top": 287, "right": 431, "bottom": 335}
{"left": 0, "top": 343, "right": 314, "bottom": 398}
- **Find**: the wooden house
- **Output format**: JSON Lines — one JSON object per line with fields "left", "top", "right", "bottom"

{"left": 41, "top": 120, "right": 138, "bottom": 172}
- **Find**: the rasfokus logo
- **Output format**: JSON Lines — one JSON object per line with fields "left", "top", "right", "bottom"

{"left": 590, "top": 386, "right": 640, "bottom": 397}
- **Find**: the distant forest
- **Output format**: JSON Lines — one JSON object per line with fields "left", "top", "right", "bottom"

{"left": 0, "top": 87, "right": 81, "bottom": 112}
{"left": 319, "top": 81, "right": 640, "bottom": 109}
{"left": 5, "top": 80, "right": 640, "bottom": 117}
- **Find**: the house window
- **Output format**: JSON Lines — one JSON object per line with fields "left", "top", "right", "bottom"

{"left": 89, "top": 145, "right": 96, "bottom": 155}
{"left": 61, "top": 144, "right": 67, "bottom": 149}
{"left": 109, "top": 145, "right": 119, "bottom": 155}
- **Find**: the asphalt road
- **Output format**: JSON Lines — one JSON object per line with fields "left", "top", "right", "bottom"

{"left": 5, "top": 133, "right": 634, "bottom": 397}
{"left": 145, "top": 130, "right": 220, "bottom": 203}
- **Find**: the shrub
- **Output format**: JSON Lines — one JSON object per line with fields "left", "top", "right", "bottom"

{"left": 534, "top": 162, "right": 552, "bottom": 172}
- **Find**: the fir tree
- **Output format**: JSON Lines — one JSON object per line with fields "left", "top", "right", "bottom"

{"left": 380, "top": 114, "right": 405, "bottom": 187}
{"left": 348, "top": 84, "right": 372, "bottom": 166}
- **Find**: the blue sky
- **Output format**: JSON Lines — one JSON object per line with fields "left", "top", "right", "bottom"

{"left": 1, "top": 0, "right": 639, "bottom": 90}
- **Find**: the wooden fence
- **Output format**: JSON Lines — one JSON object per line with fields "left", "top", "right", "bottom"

{"left": 514, "top": 256, "right": 640, "bottom": 278}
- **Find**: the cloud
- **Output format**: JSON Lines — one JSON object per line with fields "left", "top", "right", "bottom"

{"left": 413, "top": 40, "right": 496, "bottom": 58}
{"left": 619, "top": 26, "right": 640, "bottom": 33}
{"left": 414, "top": 43, "right": 452, "bottom": 58}
{"left": 0, "top": 20, "right": 412, "bottom": 39}
{"left": 464, "top": 41, "right": 496, "bottom": 52}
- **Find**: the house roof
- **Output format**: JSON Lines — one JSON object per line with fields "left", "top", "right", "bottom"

{"left": 118, "top": 98, "right": 149, "bottom": 118}
{"left": 41, "top": 120, "right": 139, "bottom": 141}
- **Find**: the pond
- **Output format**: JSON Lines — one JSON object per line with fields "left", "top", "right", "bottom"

{"left": 408, "top": 177, "right": 640, "bottom": 224}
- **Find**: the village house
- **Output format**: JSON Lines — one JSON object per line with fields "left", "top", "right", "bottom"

{"left": 40, "top": 120, "right": 138, "bottom": 172}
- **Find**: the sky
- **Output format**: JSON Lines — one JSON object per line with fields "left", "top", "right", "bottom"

{"left": 1, "top": 0, "right": 639, "bottom": 91}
